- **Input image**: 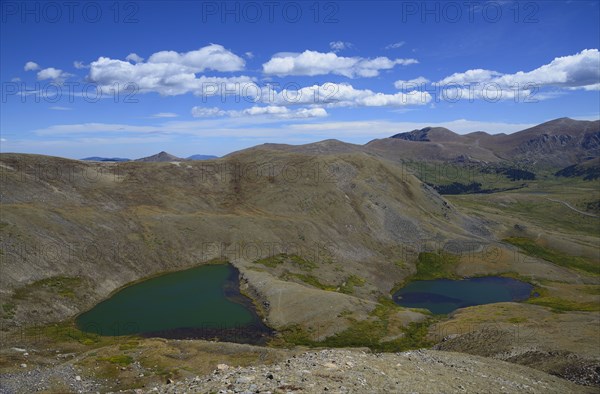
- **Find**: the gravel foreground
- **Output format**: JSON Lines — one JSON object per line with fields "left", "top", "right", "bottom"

{"left": 0, "top": 348, "right": 592, "bottom": 393}
{"left": 148, "top": 349, "right": 591, "bottom": 394}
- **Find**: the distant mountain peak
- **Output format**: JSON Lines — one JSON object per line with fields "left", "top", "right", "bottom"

{"left": 390, "top": 127, "right": 458, "bottom": 142}
{"left": 187, "top": 154, "right": 218, "bottom": 160}
{"left": 135, "top": 151, "right": 185, "bottom": 162}
{"left": 81, "top": 156, "right": 130, "bottom": 162}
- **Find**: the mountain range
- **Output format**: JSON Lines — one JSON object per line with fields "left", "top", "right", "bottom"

{"left": 82, "top": 153, "right": 219, "bottom": 162}
{"left": 239, "top": 118, "right": 599, "bottom": 168}
{"left": 79, "top": 118, "right": 598, "bottom": 168}
{"left": 1, "top": 116, "right": 598, "bottom": 390}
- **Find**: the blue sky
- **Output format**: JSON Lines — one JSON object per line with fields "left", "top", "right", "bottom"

{"left": 1, "top": 0, "right": 599, "bottom": 159}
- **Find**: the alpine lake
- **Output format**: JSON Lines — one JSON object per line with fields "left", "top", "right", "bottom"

{"left": 76, "top": 263, "right": 272, "bottom": 344}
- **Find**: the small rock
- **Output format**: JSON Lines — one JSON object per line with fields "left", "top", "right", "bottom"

{"left": 75, "top": 375, "right": 81, "bottom": 381}
{"left": 166, "top": 378, "right": 174, "bottom": 384}
{"left": 236, "top": 376, "right": 253, "bottom": 384}
{"left": 20, "top": 363, "right": 27, "bottom": 368}
{"left": 217, "top": 363, "right": 229, "bottom": 370}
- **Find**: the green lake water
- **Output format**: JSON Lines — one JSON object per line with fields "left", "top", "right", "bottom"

{"left": 76, "top": 264, "right": 272, "bottom": 344}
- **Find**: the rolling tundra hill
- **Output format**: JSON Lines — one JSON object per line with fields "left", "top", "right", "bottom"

{"left": 0, "top": 150, "right": 494, "bottom": 333}
{"left": 1, "top": 119, "right": 598, "bottom": 391}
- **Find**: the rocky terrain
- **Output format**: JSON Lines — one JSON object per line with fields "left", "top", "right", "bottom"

{"left": 151, "top": 349, "right": 590, "bottom": 394}
{"left": 0, "top": 347, "right": 591, "bottom": 394}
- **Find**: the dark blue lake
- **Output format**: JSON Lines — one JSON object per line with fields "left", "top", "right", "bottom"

{"left": 392, "top": 276, "right": 533, "bottom": 314}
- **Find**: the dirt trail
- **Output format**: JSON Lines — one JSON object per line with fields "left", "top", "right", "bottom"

{"left": 544, "top": 198, "right": 598, "bottom": 218}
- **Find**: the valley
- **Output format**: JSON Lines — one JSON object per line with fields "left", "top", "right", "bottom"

{"left": 0, "top": 118, "right": 598, "bottom": 392}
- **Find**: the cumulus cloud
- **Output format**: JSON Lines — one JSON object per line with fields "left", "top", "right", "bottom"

{"left": 385, "top": 42, "right": 405, "bottom": 50}
{"left": 125, "top": 53, "right": 144, "bottom": 63}
{"left": 329, "top": 41, "right": 353, "bottom": 52}
{"left": 262, "top": 50, "right": 418, "bottom": 78}
{"left": 36, "top": 67, "right": 72, "bottom": 82}
{"left": 264, "top": 82, "right": 431, "bottom": 107}
{"left": 24, "top": 61, "right": 40, "bottom": 71}
{"left": 146, "top": 44, "right": 245, "bottom": 71}
{"left": 87, "top": 44, "right": 250, "bottom": 96}
{"left": 191, "top": 105, "right": 327, "bottom": 119}
{"left": 391, "top": 49, "right": 599, "bottom": 102}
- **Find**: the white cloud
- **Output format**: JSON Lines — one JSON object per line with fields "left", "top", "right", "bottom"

{"left": 24, "top": 61, "right": 40, "bottom": 71}
{"left": 329, "top": 41, "right": 353, "bottom": 52}
{"left": 1, "top": 138, "right": 6, "bottom": 142}
{"left": 262, "top": 50, "right": 417, "bottom": 78}
{"left": 266, "top": 82, "right": 431, "bottom": 107}
{"left": 238, "top": 106, "right": 327, "bottom": 119}
{"left": 36, "top": 67, "right": 72, "bottom": 82}
{"left": 191, "top": 105, "right": 327, "bottom": 119}
{"left": 49, "top": 106, "right": 72, "bottom": 111}
{"left": 439, "top": 49, "right": 599, "bottom": 97}
{"left": 390, "top": 49, "right": 600, "bottom": 102}
{"left": 125, "top": 53, "right": 144, "bottom": 63}
{"left": 87, "top": 44, "right": 251, "bottom": 96}
{"left": 499, "top": 49, "right": 599, "bottom": 89}
{"left": 191, "top": 107, "right": 227, "bottom": 118}
{"left": 146, "top": 44, "right": 245, "bottom": 71}
{"left": 73, "top": 61, "right": 88, "bottom": 69}
{"left": 241, "top": 105, "right": 289, "bottom": 116}
{"left": 151, "top": 112, "right": 178, "bottom": 118}
{"left": 245, "top": 52, "right": 254, "bottom": 59}
{"left": 11, "top": 77, "right": 21, "bottom": 82}
{"left": 385, "top": 42, "right": 405, "bottom": 50}
{"left": 394, "top": 77, "right": 430, "bottom": 88}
